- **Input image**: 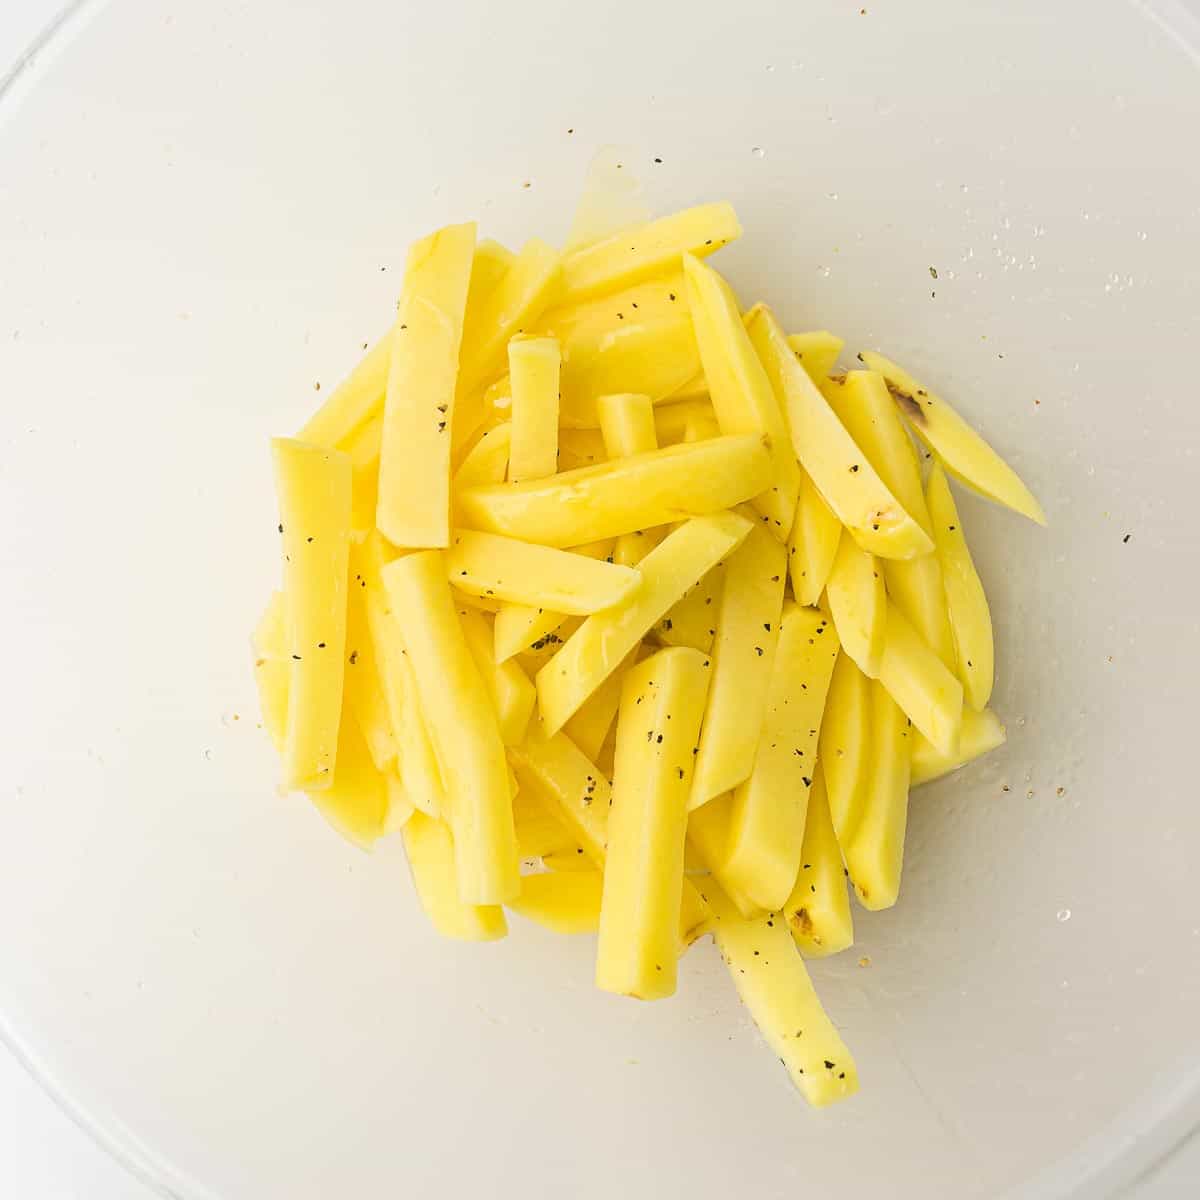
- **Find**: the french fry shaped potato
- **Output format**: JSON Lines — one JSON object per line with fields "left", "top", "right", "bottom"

{"left": 653, "top": 398, "right": 714, "bottom": 444}
{"left": 824, "top": 532, "right": 886, "bottom": 678}
{"left": 343, "top": 413, "right": 383, "bottom": 541}
{"left": 513, "top": 791, "right": 577, "bottom": 861}
{"left": 509, "top": 871, "right": 604, "bottom": 934}
{"left": 684, "top": 267, "right": 799, "bottom": 534}
{"left": 458, "top": 607, "right": 536, "bottom": 747}
{"left": 784, "top": 769, "right": 854, "bottom": 958}
{"left": 297, "top": 334, "right": 390, "bottom": 450}
{"left": 403, "top": 811, "right": 508, "bottom": 942}
{"left": 559, "top": 201, "right": 742, "bottom": 306}
{"left": 343, "top": 559, "right": 398, "bottom": 772}
{"left": 271, "top": 438, "right": 353, "bottom": 791}
{"left": 376, "top": 221, "right": 477, "bottom": 548}
{"left": 383, "top": 551, "right": 520, "bottom": 905}
{"left": 926, "top": 463, "right": 995, "bottom": 710}
{"left": 860, "top": 351, "right": 1046, "bottom": 525}
{"left": 818, "top": 651, "right": 873, "bottom": 846}
{"left": 655, "top": 562, "right": 723, "bottom": 654}
{"left": 911, "top": 706, "right": 1006, "bottom": 786}
{"left": 613, "top": 526, "right": 668, "bottom": 568}
{"left": 384, "top": 773, "right": 414, "bottom": 835}
{"left": 877, "top": 602, "right": 964, "bottom": 758}
{"left": 686, "top": 794, "right": 760, "bottom": 918}
{"left": 463, "top": 239, "right": 515, "bottom": 325}
{"left": 445, "top": 530, "right": 640, "bottom": 615}
{"left": 307, "top": 708, "right": 389, "bottom": 850}
{"left": 702, "top": 879, "right": 858, "bottom": 1107}
{"left": 690, "top": 522, "right": 787, "bottom": 810}
{"left": 788, "top": 470, "right": 843, "bottom": 607}
{"left": 493, "top": 604, "right": 568, "bottom": 664}
{"left": 787, "top": 330, "right": 844, "bottom": 383}
{"left": 596, "top": 392, "right": 657, "bottom": 458}
{"left": 452, "top": 422, "right": 511, "bottom": 492}
{"left": 563, "top": 646, "right": 638, "bottom": 761}
{"left": 536, "top": 511, "right": 752, "bottom": 734}
{"left": 507, "top": 336, "right": 561, "bottom": 482}
{"left": 722, "top": 604, "right": 840, "bottom": 912}
{"left": 597, "top": 648, "right": 712, "bottom": 999}
{"left": 843, "top": 682, "right": 912, "bottom": 910}
{"left": 746, "top": 307, "right": 933, "bottom": 560}
{"left": 458, "top": 434, "right": 770, "bottom": 549}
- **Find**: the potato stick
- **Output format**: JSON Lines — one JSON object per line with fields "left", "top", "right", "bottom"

{"left": 537, "top": 511, "right": 752, "bottom": 734}
{"left": 613, "top": 526, "right": 668, "bottom": 567}
{"left": 384, "top": 773, "right": 414, "bottom": 835}
{"left": 597, "top": 648, "right": 712, "bottom": 999}
{"left": 860, "top": 351, "right": 1046, "bottom": 525}
{"left": 684, "top": 264, "right": 799, "bottom": 535}
{"left": 507, "top": 336, "right": 561, "bottom": 482}
{"left": 253, "top": 590, "right": 287, "bottom": 661}
{"left": 307, "top": 710, "right": 389, "bottom": 851}
{"left": 509, "top": 872, "right": 604, "bottom": 934}
{"left": 458, "top": 434, "right": 770, "bottom": 549}
{"left": 342, "top": 412, "right": 382, "bottom": 540}
{"left": 877, "top": 602, "right": 963, "bottom": 758}
{"left": 458, "top": 606, "right": 536, "bottom": 747}
{"left": 926, "top": 462, "right": 995, "bottom": 710}
{"left": 445, "top": 529, "right": 640, "bottom": 615}
{"left": 825, "top": 532, "right": 886, "bottom": 678}
{"left": 464, "top": 239, "right": 515, "bottom": 323}
{"left": 653, "top": 398, "right": 714, "bottom": 444}
{"left": 747, "top": 306, "right": 933, "bottom": 560}
{"left": 701, "top": 878, "right": 858, "bottom": 1107}
{"left": 786, "top": 330, "right": 845, "bottom": 383}
{"left": 723, "top": 603, "right": 840, "bottom": 912}
{"left": 535, "top": 276, "right": 701, "bottom": 427}
{"left": 513, "top": 787, "right": 579, "bottom": 859}
{"left": 376, "top": 222, "right": 476, "bottom": 548}
{"left": 254, "top": 657, "right": 289, "bottom": 753}
{"left": 271, "top": 438, "right": 352, "bottom": 791}
{"left": 563, "top": 645, "right": 638, "bottom": 761}
{"left": 784, "top": 768, "right": 854, "bottom": 957}
{"left": 911, "top": 707, "right": 1006, "bottom": 786}
{"left": 690, "top": 522, "right": 787, "bottom": 810}
{"left": 382, "top": 551, "right": 520, "bottom": 905}
{"left": 452, "top": 422, "right": 512, "bottom": 492}
{"left": 518, "top": 616, "right": 584, "bottom": 671}
{"left": 818, "top": 651, "right": 873, "bottom": 847}
{"left": 297, "top": 334, "right": 390, "bottom": 449}
{"left": 402, "top": 811, "right": 507, "bottom": 942}
{"left": 844, "top": 682, "right": 911, "bottom": 911}
{"left": 344, "top": 552, "right": 398, "bottom": 772}
{"left": 558, "top": 201, "right": 742, "bottom": 306}
{"left": 542, "top": 849, "right": 597, "bottom": 873}
{"left": 683, "top": 409, "right": 722, "bottom": 443}
{"left": 494, "top": 604, "right": 568, "bottom": 664}
{"left": 788, "top": 469, "right": 842, "bottom": 607}
{"left": 597, "top": 392, "right": 657, "bottom": 458}
{"left": 557, "top": 426, "right": 608, "bottom": 468}
{"left": 655, "top": 562, "right": 723, "bottom": 653}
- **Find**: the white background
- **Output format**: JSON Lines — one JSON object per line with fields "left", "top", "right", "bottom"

{"left": 0, "top": 2, "right": 1198, "bottom": 1197}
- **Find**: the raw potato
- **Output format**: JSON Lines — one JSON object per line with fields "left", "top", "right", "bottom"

{"left": 562, "top": 646, "right": 637, "bottom": 761}
{"left": 926, "top": 463, "right": 995, "bottom": 710}
{"left": 271, "top": 438, "right": 353, "bottom": 791}
{"left": 458, "top": 606, "right": 536, "bottom": 747}
{"left": 843, "top": 682, "right": 912, "bottom": 911}
{"left": 403, "top": 811, "right": 508, "bottom": 942}
{"left": 307, "top": 710, "right": 389, "bottom": 850}
{"left": 597, "top": 648, "right": 712, "bottom": 999}
{"left": 786, "top": 330, "right": 844, "bottom": 382}
{"left": 453, "top": 422, "right": 512, "bottom": 491}
{"left": 784, "top": 769, "right": 854, "bottom": 958}
{"left": 722, "top": 603, "right": 840, "bottom": 912}
{"left": 653, "top": 398, "right": 714, "bottom": 444}
{"left": 493, "top": 604, "right": 567, "bottom": 664}
{"left": 513, "top": 786, "right": 578, "bottom": 858}
{"left": 596, "top": 392, "right": 657, "bottom": 458}
{"left": 911, "top": 706, "right": 1006, "bottom": 786}
{"left": 343, "top": 558, "right": 398, "bottom": 772}
{"left": 384, "top": 774, "right": 414, "bottom": 835}
{"left": 702, "top": 880, "right": 858, "bottom": 1107}
{"left": 655, "top": 562, "right": 723, "bottom": 654}
{"left": 536, "top": 511, "right": 752, "bottom": 734}
{"left": 343, "top": 413, "right": 384, "bottom": 540}
{"left": 377, "top": 221, "right": 477, "bottom": 548}
{"left": 860, "top": 351, "right": 1046, "bottom": 525}
{"left": 510, "top": 872, "right": 604, "bottom": 935}
{"left": 508, "top": 336, "right": 561, "bottom": 482}
{"left": 298, "top": 334, "right": 390, "bottom": 450}
{"left": 685, "top": 794, "right": 759, "bottom": 917}
{"left": 746, "top": 306, "right": 933, "bottom": 560}
{"left": 684, "top": 276, "right": 798, "bottom": 536}
{"left": 383, "top": 551, "right": 520, "bottom": 905}
{"left": 788, "top": 469, "right": 842, "bottom": 607}
{"left": 458, "top": 434, "right": 770, "bottom": 549}
{"left": 690, "top": 522, "right": 787, "bottom": 810}
{"left": 445, "top": 530, "right": 641, "bottom": 614}
{"left": 824, "top": 532, "right": 886, "bottom": 678}
{"left": 819, "top": 651, "right": 873, "bottom": 847}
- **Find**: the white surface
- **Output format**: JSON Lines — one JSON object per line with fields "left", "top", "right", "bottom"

{"left": 1, "top": 2, "right": 1200, "bottom": 1199}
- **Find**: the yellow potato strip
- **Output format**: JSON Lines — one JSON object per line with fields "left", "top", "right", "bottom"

{"left": 786, "top": 330, "right": 844, "bottom": 383}
{"left": 655, "top": 562, "right": 723, "bottom": 654}
{"left": 818, "top": 650, "right": 873, "bottom": 847}
{"left": 787, "top": 469, "right": 842, "bottom": 607}
{"left": 911, "top": 707, "right": 1006, "bottom": 786}
{"left": 458, "top": 607, "right": 536, "bottom": 748}
{"left": 493, "top": 604, "right": 568, "bottom": 664}
{"left": 297, "top": 334, "right": 390, "bottom": 450}
{"left": 510, "top": 872, "right": 604, "bottom": 935}
{"left": 307, "top": 711, "right": 389, "bottom": 851}
{"left": 452, "top": 422, "right": 512, "bottom": 492}
{"left": 597, "top": 392, "right": 657, "bottom": 458}
{"left": 825, "top": 532, "right": 886, "bottom": 678}
{"left": 562, "top": 646, "right": 638, "bottom": 761}
{"left": 508, "top": 336, "right": 561, "bottom": 482}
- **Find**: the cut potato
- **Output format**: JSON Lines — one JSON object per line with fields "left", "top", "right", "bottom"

{"left": 493, "top": 604, "right": 568, "bottom": 664}
{"left": 786, "top": 330, "right": 844, "bottom": 383}
{"left": 464, "top": 239, "right": 515, "bottom": 325}
{"left": 298, "top": 334, "right": 390, "bottom": 450}
{"left": 307, "top": 710, "right": 389, "bottom": 850}
{"left": 458, "top": 434, "right": 770, "bottom": 549}
{"left": 653, "top": 398, "right": 714, "bottom": 445}
{"left": 860, "top": 351, "right": 1046, "bottom": 525}
{"left": 788, "top": 469, "right": 843, "bottom": 607}
{"left": 509, "top": 871, "right": 604, "bottom": 935}
{"left": 843, "top": 682, "right": 911, "bottom": 910}
{"left": 747, "top": 307, "right": 933, "bottom": 560}
{"left": 445, "top": 529, "right": 641, "bottom": 615}
{"left": 513, "top": 786, "right": 577, "bottom": 859}
{"left": 508, "top": 336, "right": 561, "bottom": 483}
{"left": 403, "top": 811, "right": 508, "bottom": 942}
{"left": 562, "top": 646, "right": 637, "bottom": 761}
{"left": 654, "top": 562, "right": 723, "bottom": 654}
{"left": 536, "top": 511, "right": 752, "bottom": 734}
{"left": 684, "top": 267, "right": 799, "bottom": 535}
{"left": 911, "top": 706, "right": 1007, "bottom": 786}
{"left": 453, "top": 422, "right": 512, "bottom": 492}
{"left": 271, "top": 438, "right": 353, "bottom": 791}
{"left": 685, "top": 793, "right": 758, "bottom": 917}
{"left": 926, "top": 462, "right": 995, "bottom": 710}
{"left": 458, "top": 606, "right": 536, "bottom": 747}
{"left": 377, "top": 222, "right": 476, "bottom": 548}
{"left": 382, "top": 551, "right": 520, "bottom": 905}
{"left": 596, "top": 392, "right": 657, "bottom": 459}
{"left": 344, "top": 555, "right": 398, "bottom": 772}
{"left": 613, "top": 526, "right": 668, "bottom": 567}
{"left": 343, "top": 412, "right": 383, "bottom": 540}
{"left": 825, "top": 533, "right": 886, "bottom": 678}
{"left": 384, "top": 773, "right": 414, "bottom": 835}
{"left": 702, "top": 879, "right": 858, "bottom": 1107}
{"left": 722, "top": 603, "right": 840, "bottom": 912}
{"left": 784, "top": 769, "right": 854, "bottom": 958}
{"left": 690, "top": 521, "right": 787, "bottom": 810}
{"left": 597, "top": 648, "right": 712, "bottom": 999}
{"left": 818, "top": 651, "right": 873, "bottom": 847}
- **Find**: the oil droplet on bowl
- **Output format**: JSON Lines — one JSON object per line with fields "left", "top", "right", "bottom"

{"left": 751, "top": 146, "right": 765, "bottom": 159}
{"left": 1057, "top": 908, "right": 1072, "bottom": 922}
